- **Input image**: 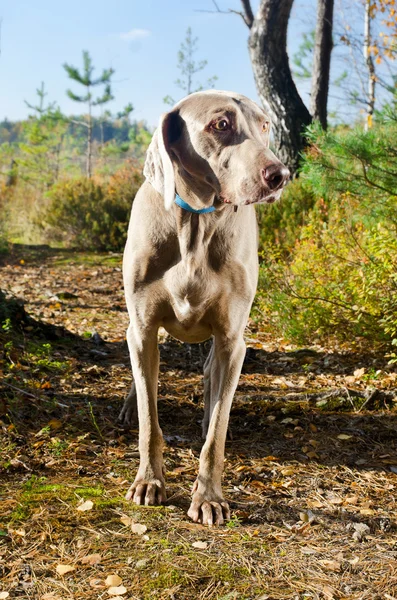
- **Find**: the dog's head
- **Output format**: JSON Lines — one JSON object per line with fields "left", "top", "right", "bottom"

{"left": 144, "top": 90, "right": 290, "bottom": 211}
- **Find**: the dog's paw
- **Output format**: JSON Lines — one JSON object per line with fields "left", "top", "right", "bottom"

{"left": 188, "top": 488, "right": 230, "bottom": 526}
{"left": 125, "top": 478, "right": 166, "bottom": 506}
{"left": 118, "top": 396, "right": 138, "bottom": 428}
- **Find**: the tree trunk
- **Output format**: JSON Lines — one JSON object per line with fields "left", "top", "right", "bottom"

{"left": 247, "top": 0, "right": 312, "bottom": 173}
{"left": 54, "top": 136, "right": 64, "bottom": 183}
{"left": 363, "top": 0, "right": 375, "bottom": 130}
{"left": 87, "top": 96, "right": 92, "bottom": 178}
{"left": 310, "top": 0, "right": 334, "bottom": 129}
{"left": 5, "top": 159, "right": 17, "bottom": 187}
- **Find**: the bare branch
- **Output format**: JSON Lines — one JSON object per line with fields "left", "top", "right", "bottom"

{"left": 69, "top": 118, "right": 89, "bottom": 128}
{"left": 240, "top": 0, "right": 254, "bottom": 28}
{"left": 2, "top": 381, "right": 69, "bottom": 407}
{"left": 196, "top": 1, "right": 253, "bottom": 28}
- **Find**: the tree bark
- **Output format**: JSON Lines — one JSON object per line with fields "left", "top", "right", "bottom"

{"left": 363, "top": 0, "right": 375, "bottom": 130}
{"left": 246, "top": 0, "right": 312, "bottom": 173}
{"left": 87, "top": 97, "right": 92, "bottom": 179}
{"left": 310, "top": 0, "right": 334, "bottom": 129}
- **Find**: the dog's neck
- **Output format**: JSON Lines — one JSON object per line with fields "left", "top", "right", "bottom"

{"left": 174, "top": 200, "right": 237, "bottom": 274}
{"left": 174, "top": 168, "right": 216, "bottom": 212}
{"left": 172, "top": 171, "right": 238, "bottom": 267}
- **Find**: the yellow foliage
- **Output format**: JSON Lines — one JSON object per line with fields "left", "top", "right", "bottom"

{"left": 368, "top": 45, "right": 379, "bottom": 55}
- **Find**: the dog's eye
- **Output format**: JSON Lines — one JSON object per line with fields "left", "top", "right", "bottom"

{"left": 262, "top": 122, "right": 270, "bottom": 133}
{"left": 212, "top": 119, "right": 230, "bottom": 131}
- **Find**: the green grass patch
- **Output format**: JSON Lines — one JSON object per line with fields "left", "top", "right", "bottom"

{"left": 52, "top": 252, "right": 122, "bottom": 267}
{"left": 74, "top": 485, "right": 104, "bottom": 498}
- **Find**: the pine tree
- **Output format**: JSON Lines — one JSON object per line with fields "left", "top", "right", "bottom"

{"left": 164, "top": 27, "right": 218, "bottom": 106}
{"left": 19, "top": 82, "right": 67, "bottom": 188}
{"left": 63, "top": 51, "right": 114, "bottom": 178}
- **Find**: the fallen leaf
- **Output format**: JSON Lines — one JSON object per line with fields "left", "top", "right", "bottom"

{"left": 359, "top": 508, "right": 374, "bottom": 516}
{"left": 89, "top": 578, "right": 106, "bottom": 589}
{"left": 56, "top": 564, "right": 75, "bottom": 575}
{"left": 300, "top": 546, "right": 319, "bottom": 555}
{"left": 345, "top": 495, "right": 358, "bottom": 505}
{"left": 322, "top": 585, "right": 336, "bottom": 599}
{"left": 328, "top": 496, "right": 343, "bottom": 505}
{"left": 306, "top": 451, "right": 319, "bottom": 459}
{"left": 108, "top": 586, "right": 127, "bottom": 596}
{"left": 235, "top": 465, "right": 250, "bottom": 473}
{"left": 352, "top": 522, "right": 370, "bottom": 542}
{"left": 319, "top": 559, "right": 341, "bottom": 572}
{"left": 120, "top": 515, "right": 132, "bottom": 527}
{"left": 353, "top": 367, "right": 365, "bottom": 378}
{"left": 299, "top": 510, "right": 315, "bottom": 523}
{"left": 41, "top": 595, "right": 62, "bottom": 600}
{"left": 280, "top": 467, "right": 295, "bottom": 476}
{"left": 9, "top": 528, "right": 26, "bottom": 537}
{"left": 81, "top": 553, "right": 101, "bottom": 565}
{"left": 130, "top": 523, "right": 147, "bottom": 535}
{"left": 77, "top": 500, "right": 94, "bottom": 512}
{"left": 0, "top": 593, "right": 9, "bottom": 599}
{"left": 192, "top": 541, "right": 208, "bottom": 549}
{"left": 337, "top": 434, "right": 352, "bottom": 440}
{"left": 309, "top": 500, "right": 324, "bottom": 508}
{"left": 105, "top": 575, "right": 122, "bottom": 587}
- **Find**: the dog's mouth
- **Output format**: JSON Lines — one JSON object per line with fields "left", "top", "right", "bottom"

{"left": 253, "top": 191, "right": 282, "bottom": 205}
{"left": 219, "top": 189, "right": 283, "bottom": 207}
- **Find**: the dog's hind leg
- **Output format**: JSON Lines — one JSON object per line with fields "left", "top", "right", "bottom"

{"left": 119, "top": 382, "right": 138, "bottom": 427}
{"left": 202, "top": 340, "right": 214, "bottom": 439}
{"left": 202, "top": 340, "right": 233, "bottom": 441}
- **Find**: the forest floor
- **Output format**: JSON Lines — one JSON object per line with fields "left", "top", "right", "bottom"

{"left": 0, "top": 245, "right": 397, "bottom": 600}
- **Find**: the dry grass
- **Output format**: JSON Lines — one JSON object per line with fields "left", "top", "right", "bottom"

{"left": 1, "top": 246, "right": 397, "bottom": 600}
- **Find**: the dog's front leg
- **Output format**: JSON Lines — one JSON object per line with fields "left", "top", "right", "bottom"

{"left": 188, "top": 335, "right": 246, "bottom": 525}
{"left": 125, "top": 322, "right": 166, "bottom": 506}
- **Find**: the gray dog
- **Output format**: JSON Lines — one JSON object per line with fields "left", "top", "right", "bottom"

{"left": 119, "top": 91, "right": 290, "bottom": 525}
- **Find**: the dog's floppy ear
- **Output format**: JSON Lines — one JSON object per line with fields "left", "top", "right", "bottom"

{"left": 144, "top": 110, "right": 183, "bottom": 210}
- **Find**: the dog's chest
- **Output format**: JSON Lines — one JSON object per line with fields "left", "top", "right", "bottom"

{"left": 164, "top": 256, "right": 217, "bottom": 324}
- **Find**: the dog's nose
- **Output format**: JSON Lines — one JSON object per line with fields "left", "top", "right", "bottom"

{"left": 262, "top": 164, "right": 290, "bottom": 191}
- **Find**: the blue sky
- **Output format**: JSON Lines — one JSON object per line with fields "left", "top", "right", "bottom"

{"left": 0, "top": 0, "right": 317, "bottom": 126}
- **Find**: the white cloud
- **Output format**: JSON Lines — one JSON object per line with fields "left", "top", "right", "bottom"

{"left": 119, "top": 28, "right": 151, "bottom": 42}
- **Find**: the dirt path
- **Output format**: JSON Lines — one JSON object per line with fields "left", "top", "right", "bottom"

{"left": 1, "top": 247, "right": 397, "bottom": 599}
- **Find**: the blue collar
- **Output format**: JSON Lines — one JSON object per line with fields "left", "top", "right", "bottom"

{"left": 174, "top": 193, "right": 216, "bottom": 214}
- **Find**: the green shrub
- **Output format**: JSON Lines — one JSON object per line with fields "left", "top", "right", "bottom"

{"left": 256, "top": 107, "right": 397, "bottom": 349}
{"left": 256, "top": 177, "right": 316, "bottom": 253}
{"left": 0, "top": 183, "right": 11, "bottom": 251}
{"left": 38, "top": 161, "right": 143, "bottom": 250}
